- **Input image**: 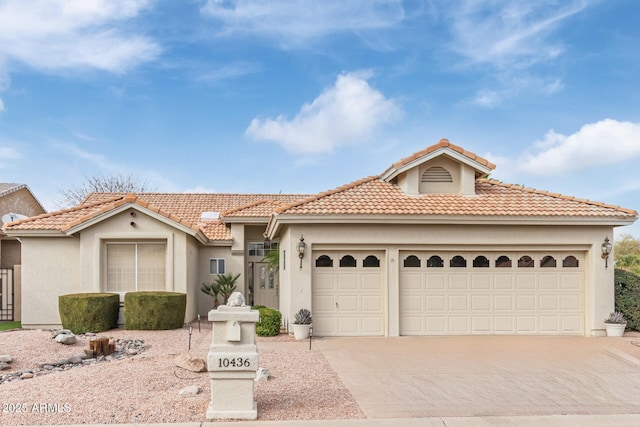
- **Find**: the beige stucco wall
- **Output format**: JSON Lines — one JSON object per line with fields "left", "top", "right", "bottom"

{"left": 14, "top": 265, "right": 21, "bottom": 321}
{"left": 277, "top": 222, "right": 615, "bottom": 337}
{"left": 197, "top": 246, "right": 238, "bottom": 316}
{"left": 21, "top": 237, "right": 81, "bottom": 328}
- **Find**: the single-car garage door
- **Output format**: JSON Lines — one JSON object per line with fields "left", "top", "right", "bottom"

{"left": 312, "top": 251, "right": 385, "bottom": 336}
{"left": 400, "top": 251, "right": 584, "bottom": 335}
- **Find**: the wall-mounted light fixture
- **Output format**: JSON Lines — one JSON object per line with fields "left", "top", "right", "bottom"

{"left": 601, "top": 237, "right": 613, "bottom": 268}
{"left": 296, "top": 235, "right": 306, "bottom": 269}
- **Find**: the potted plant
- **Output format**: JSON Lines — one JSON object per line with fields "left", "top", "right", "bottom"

{"left": 291, "top": 308, "right": 312, "bottom": 340}
{"left": 201, "top": 273, "right": 240, "bottom": 308}
{"left": 604, "top": 311, "right": 627, "bottom": 337}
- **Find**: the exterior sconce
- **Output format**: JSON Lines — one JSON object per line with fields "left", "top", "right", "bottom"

{"left": 296, "top": 235, "right": 306, "bottom": 269}
{"left": 601, "top": 237, "right": 612, "bottom": 268}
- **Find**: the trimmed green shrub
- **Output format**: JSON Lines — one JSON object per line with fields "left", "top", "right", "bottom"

{"left": 58, "top": 293, "right": 119, "bottom": 334}
{"left": 615, "top": 268, "right": 640, "bottom": 331}
{"left": 253, "top": 305, "right": 282, "bottom": 337}
{"left": 124, "top": 291, "right": 186, "bottom": 330}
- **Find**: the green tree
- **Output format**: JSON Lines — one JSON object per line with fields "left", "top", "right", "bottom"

{"left": 261, "top": 249, "right": 279, "bottom": 272}
{"left": 614, "top": 234, "right": 640, "bottom": 258}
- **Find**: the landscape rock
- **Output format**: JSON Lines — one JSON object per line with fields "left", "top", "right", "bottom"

{"left": 255, "top": 367, "right": 270, "bottom": 381}
{"left": 0, "top": 354, "right": 12, "bottom": 363}
{"left": 51, "top": 329, "right": 73, "bottom": 338}
{"left": 20, "top": 372, "right": 34, "bottom": 379}
{"left": 55, "top": 334, "right": 77, "bottom": 345}
{"left": 0, "top": 362, "right": 10, "bottom": 370}
{"left": 178, "top": 385, "right": 201, "bottom": 395}
{"left": 174, "top": 352, "right": 206, "bottom": 372}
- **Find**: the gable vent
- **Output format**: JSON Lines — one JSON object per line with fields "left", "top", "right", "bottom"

{"left": 422, "top": 166, "right": 452, "bottom": 183}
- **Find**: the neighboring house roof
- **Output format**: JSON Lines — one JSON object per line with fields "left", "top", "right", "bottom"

{"left": 0, "top": 183, "right": 47, "bottom": 214}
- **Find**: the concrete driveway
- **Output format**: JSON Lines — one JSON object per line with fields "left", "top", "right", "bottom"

{"left": 313, "top": 335, "right": 640, "bottom": 419}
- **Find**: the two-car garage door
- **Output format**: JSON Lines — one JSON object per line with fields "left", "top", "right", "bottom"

{"left": 400, "top": 251, "right": 584, "bottom": 335}
{"left": 312, "top": 250, "right": 585, "bottom": 336}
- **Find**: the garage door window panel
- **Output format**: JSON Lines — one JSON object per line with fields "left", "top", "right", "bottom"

{"left": 540, "top": 256, "right": 557, "bottom": 267}
{"left": 495, "top": 256, "right": 512, "bottom": 268}
{"left": 404, "top": 255, "right": 421, "bottom": 267}
{"left": 427, "top": 255, "right": 443, "bottom": 268}
{"left": 473, "top": 255, "right": 489, "bottom": 267}
{"left": 363, "top": 255, "right": 380, "bottom": 267}
{"left": 340, "top": 255, "right": 357, "bottom": 267}
{"left": 563, "top": 256, "right": 579, "bottom": 267}
{"left": 315, "top": 255, "right": 333, "bottom": 267}
{"left": 450, "top": 255, "right": 466, "bottom": 268}
{"left": 518, "top": 256, "right": 534, "bottom": 267}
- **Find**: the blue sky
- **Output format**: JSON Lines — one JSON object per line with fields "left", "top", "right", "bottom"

{"left": 1, "top": 0, "right": 639, "bottom": 236}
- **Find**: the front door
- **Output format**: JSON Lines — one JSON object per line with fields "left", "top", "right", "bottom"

{"left": 252, "top": 262, "right": 278, "bottom": 308}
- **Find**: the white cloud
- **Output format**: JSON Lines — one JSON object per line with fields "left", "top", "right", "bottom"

{"left": 200, "top": 0, "right": 405, "bottom": 48}
{"left": 196, "top": 61, "right": 262, "bottom": 83}
{"left": 443, "top": 0, "right": 590, "bottom": 69}
{"left": 0, "top": 0, "right": 160, "bottom": 75}
{"left": 245, "top": 72, "right": 401, "bottom": 154}
{"left": 0, "top": 146, "right": 20, "bottom": 160}
{"left": 522, "top": 119, "right": 640, "bottom": 175}
{"left": 0, "top": 98, "right": 4, "bottom": 113}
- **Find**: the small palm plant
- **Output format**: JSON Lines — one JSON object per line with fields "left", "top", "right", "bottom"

{"left": 201, "top": 273, "right": 241, "bottom": 308}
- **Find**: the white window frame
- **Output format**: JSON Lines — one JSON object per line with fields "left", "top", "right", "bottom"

{"left": 210, "top": 258, "right": 226, "bottom": 275}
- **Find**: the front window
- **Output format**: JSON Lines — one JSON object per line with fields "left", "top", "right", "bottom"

{"left": 248, "top": 240, "right": 279, "bottom": 257}
{"left": 106, "top": 242, "right": 166, "bottom": 292}
{"left": 210, "top": 258, "right": 226, "bottom": 275}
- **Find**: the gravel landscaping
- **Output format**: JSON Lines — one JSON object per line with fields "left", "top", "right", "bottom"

{"left": 0, "top": 322, "right": 364, "bottom": 425}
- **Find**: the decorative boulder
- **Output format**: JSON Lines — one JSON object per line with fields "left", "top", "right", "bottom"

{"left": 55, "top": 333, "right": 77, "bottom": 345}
{"left": 174, "top": 352, "right": 206, "bottom": 372}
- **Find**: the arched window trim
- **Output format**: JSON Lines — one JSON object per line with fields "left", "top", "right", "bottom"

{"left": 495, "top": 255, "right": 512, "bottom": 268}
{"left": 404, "top": 255, "right": 421, "bottom": 268}
{"left": 518, "top": 255, "right": 534, "bottom": 268}
{"left": 427, "top": 255, "right": 444, "bottom": 268}
{"left": 563, "top": 255, "right": 579, "bottom": 268}
{"left": 363, "top": 255, "right": 380, "bottom": 268}
{"left": 450, "top": 255, "right": 467, "bottom": 268}
{"left": 473, "top": 255, "right": 490, "bottom": 268}
{"left": 540, "top": 255, "right": 557, "bottom": 268}
{"left": 315, "top": 255, "right": 333, "bottom": 268}
{"left": 339, "top": 255, "right": 357, "bottom": 268}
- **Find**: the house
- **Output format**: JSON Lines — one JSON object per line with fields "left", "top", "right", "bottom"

{"left": 3, "top": 140, "right": 637, "bottom": 336}
{"left": 0, "top": 183, "right": 47, "bottom": 321}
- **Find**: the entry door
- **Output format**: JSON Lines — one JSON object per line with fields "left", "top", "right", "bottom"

{"left": 253, "top": 262, "right": 278, "bottom": 308}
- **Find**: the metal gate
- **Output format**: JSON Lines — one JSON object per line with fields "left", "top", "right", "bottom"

{"left": 0, "top": 268, "right": 14, "bottom": 321}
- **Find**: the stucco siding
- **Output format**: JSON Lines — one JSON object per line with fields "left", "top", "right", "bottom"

{"left": 21, "top": 237, "right": 81, "bottom": 328}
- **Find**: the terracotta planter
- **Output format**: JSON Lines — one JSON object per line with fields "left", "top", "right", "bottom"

{"left": 604, "top": 323, "right": 626, "bottom": 337}
{"left": 292, "top": 324, "right": 311, "bottom": 340}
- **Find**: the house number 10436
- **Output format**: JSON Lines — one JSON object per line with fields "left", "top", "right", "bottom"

{"left": 218, "top": 357, "right": 251, "bottom": 368}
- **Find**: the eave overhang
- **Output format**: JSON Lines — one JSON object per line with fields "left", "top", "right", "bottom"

{"left": 265, "top": 213, "right": 636, "bottom": 239}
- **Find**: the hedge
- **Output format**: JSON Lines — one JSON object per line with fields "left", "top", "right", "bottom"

{"left": 58, "top": 293, "right": 119, "bottom": 334}
{"left": 253, "top": 305, "right": 282, "bottom": 337}
{"left": 124, "top": 291, "right": 186, "bottom": 330}
{"left": 615, "top": 268, "right": 640, "bottom": 331}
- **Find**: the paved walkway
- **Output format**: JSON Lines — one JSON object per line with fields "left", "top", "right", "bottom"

{"left": 313, "top": 335, "right": 640, "bottom": 418}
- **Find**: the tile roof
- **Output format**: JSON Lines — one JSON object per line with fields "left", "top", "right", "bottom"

{"left": 0, "top": 183, "right": 26, "bottom": 198}
{"left": 6, "top": 192, "right": 309, "bottom": 241}
{"left": 275, "top": 177, "right": 638, "bottom": 219}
